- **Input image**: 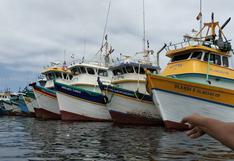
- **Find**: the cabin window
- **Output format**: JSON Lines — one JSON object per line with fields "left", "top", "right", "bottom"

{"left": 204, "top": 53, "right": 221, "bottom": 66}
{"left": 222, "top": 56, "right": 229, "bottom": 67}
{"left": 79, "top": 67, "right": 86, "bottom": 74}
{"left": 204, "top": 52, "right": 209, "bottom": 62}
{"left": 204, "top": 53, "right": 215, "bottom": 63}
{"left": 71, "top": 67, "right": 80, "bottom": 75}
{"left": 47, "top": 73, "right": 54, "bottom": 80}
{"left": 69, "top": 74, "right": 73, "bottom": 80}
{"left": 191, "top": 51, "right": 202, "bottom": 60}
{"left": 126, "top": 66, "right": 134, "bottom": 73}
{"left": 63, "top": 73, "right": 68, "bottom": 79}
{"left": 113, "top": 68, "right": 123, "bottom": 76}
{"left": 209, "top": 54, "right": 215, "bottom": 64}
{"left": 171, "top": 53, "right": 191, "bottom": 62}
{"left": 87, "top": 68, "right": 95, "bottom": 75}
{"left": 98, "top": 69, "right": 108, "bottom": 77}
{"left": 55, "top": 72, "right": 62, "bottom": 79}
{"left": 134, "top": 66, "right": 145, "bottom": 74}
{"left": 214, "top": 55, "right": 221, "bottom": 65}
{"left": 122, "top": 67, "right": 127, "bottom": 74}
{"left": 71, "top": 68, "right": 77, "bottom": 75}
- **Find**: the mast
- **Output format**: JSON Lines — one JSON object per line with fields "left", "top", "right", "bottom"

{"left": 199, "top": 0, "right": 202, "bottom": 38}
{"left": 100, "top": 0, "right": 111, "bottom": 65}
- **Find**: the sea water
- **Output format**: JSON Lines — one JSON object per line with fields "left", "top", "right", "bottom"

{"left": 0, "top": 116, "right": 233, "bottom": 161}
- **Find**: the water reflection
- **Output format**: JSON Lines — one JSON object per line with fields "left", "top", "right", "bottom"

{"left": 0, "top": 116, "right": 233, "bottom": 161}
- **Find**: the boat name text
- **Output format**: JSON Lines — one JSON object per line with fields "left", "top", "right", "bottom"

{"left": 174, "top": 84, "right": 220, "bottom": 98}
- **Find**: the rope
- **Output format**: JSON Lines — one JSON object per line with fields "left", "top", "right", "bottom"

{"left": 134, "top": 90, "right": 146, "bottom": 101}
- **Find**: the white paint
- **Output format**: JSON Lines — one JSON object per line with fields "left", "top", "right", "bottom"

{"left": 56, "top": 91, "right": 111, "bottom": 120}
{"left": 152, "top": 89, "right": 234, "bottom": 123}
{"left": 107, "top": 92, "right": 161, "bottom": 120}
{"left": 33, "top": 89, "right": 60, "bottom": 114}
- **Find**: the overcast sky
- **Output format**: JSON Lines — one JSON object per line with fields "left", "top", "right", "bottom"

{"left": 0, "top": 0, "right": 233, "bottom": 91}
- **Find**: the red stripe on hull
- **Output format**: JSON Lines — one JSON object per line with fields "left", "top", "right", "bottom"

{"left": 164, "top": 120, "right": 189, "bottom": 131}
{"left": 34, "top": 108, "right": 43, "bottom": 118}
{"left": 60, "top": 110, "right": 111, "bottom": 122}
{"left": 40, "top": 108, "right": 61, "bottom": 120}
{"left": 34, "top": 88, "right": 56, "bottom": 98}
{"left": 109, "top": 110, "right": 162, "bottom": 126}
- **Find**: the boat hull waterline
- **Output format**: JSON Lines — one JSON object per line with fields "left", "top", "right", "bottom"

{"left": 98, "top": 81, "right": 162, "bottom": 125}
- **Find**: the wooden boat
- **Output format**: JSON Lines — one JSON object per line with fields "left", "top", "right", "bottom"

{"left": 31, "top": 62, "right": 73, "bottom": 120}
{"left": 55, "top": 60, "right": 112, "bottom": 121}
{"left": 146, "top": 14, "right": 234, "bottom": 130}
{"left": 98, "top": 57, "right": 162, "bottom": 125}
{"left": 55, "top": 32, "right": 114, "bottom": 122}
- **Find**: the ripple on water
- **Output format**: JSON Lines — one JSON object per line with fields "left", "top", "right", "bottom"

{"left": 0, "top": 116, "right": 232, "bottom": 161}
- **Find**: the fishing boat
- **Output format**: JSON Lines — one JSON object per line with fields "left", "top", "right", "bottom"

{"left": 31, "top": 62, "right": 73, "bottom": 120}
{"left": 0, "top": 92, "right": 12, "bottom": 114}
{"left": 10, "top": 93, "right": 25, "bottom": 115}
{"left": 55, "top": 34, "right": 113, "bottom": 121}
{"left": 55, "top": 2, "right": 114, "bottom": 122}
{"left": 98, "top": 55, "right": 162, "bottom": 125}
{"left": 97, "top": 0, "right": 163, "bottom": 125}
{"left": 22, "top": 90, "right": 37, "bottom": 116}
{"left": 18, "top": 93, "right": 30, "bottom": 114}
{"left": 146, "top": 14, "right": 234, "bottom": 130}
{"left": 55, "top": 61, "right": 112, "bottom": 121}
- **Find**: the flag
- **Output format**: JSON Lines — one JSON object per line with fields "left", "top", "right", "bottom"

{"left": 196, "top": 12, "right": 202, "bottom": 20}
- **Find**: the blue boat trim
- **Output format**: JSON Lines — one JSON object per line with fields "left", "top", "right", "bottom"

{"left": 18, "top": 95, "right": 29, "bottom": 113}
{"left": 54, "top": 82, "right": 107, "bottom": 105}
{"left": 153, "top": 88, "right": 234, "bottom": 109}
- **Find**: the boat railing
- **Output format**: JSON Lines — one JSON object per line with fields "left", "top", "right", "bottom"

{"left": 165, "top": 39, "right": 219, "bottom": 51}
{"left": 112, "top": 57, "right": 154, "bottom": 67}
{"left": 43, "top": 61, "right": 62, "bottom": 70}
{"left": 69, "top": 59, "right": 107, "bottom": 68}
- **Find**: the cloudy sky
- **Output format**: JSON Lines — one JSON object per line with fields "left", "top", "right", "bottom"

{"left": 0, "top": 0, "right": 233, "bottom": 91}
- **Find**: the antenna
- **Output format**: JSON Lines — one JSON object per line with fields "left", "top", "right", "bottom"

{"left": 63, "top": 49, "right": 66, "bottom": 63}
{"left": 142, "top": 0, "right": 146, "bottom": 52}
{"left": 83, "top": 39, "right": 86, "bottom": 56}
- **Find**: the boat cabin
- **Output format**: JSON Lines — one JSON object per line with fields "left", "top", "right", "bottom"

{"left": 70, "top": 64, "right": 109, "bottom": 78}
{"left": 169, "top": 48, "right": 229, "bottom": 68}
{"left": 42, "top": 66, "right": 72, "bottom": 88}
{"left": 43, "top": 68, "right": 73, "bottom": 81}
{"left": 69, "top": 62, "right": 112, "bottom": 91}
{"left": 111, "top": 62, "right": 159, "bottom": 76}
{"left": 109, "top": 62, "right": 159, "bottom": 93}
{"left": 160, "top": 15, "right": 234, "bottom": 88}
{"left": 0, "top": 93, "right": 10, "bottom": 100}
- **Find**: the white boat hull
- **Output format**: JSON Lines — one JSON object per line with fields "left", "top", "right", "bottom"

{"left": 152, "top": 89, "right": 234, "bottom": 129}
{"left": 2, "top": 102, "right": 13, "bottom": 111}
{"left": 107, "top": 93, "right": 161, "bottom": 125}
{"left": 33, "top": 88, "right": 60, "bottom": 120}
{"left": 56, "top": 91, "right": 112, "bottom": 121}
